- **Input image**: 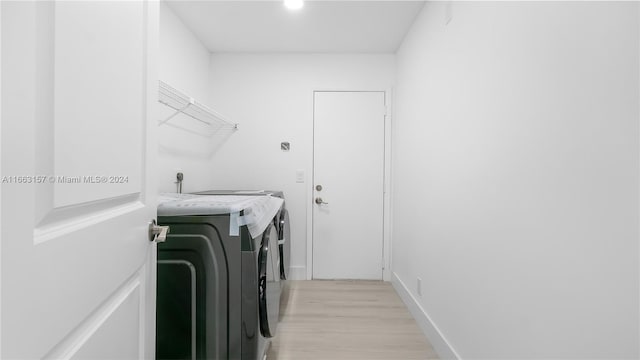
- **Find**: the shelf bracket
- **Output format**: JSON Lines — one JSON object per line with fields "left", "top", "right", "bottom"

{"left": 158, "top": 99, "right": 195, "bottom": 126}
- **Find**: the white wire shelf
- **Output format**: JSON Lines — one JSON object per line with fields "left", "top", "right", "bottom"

{"left": 158, "top": 81, "right": 238, "bottom": 133}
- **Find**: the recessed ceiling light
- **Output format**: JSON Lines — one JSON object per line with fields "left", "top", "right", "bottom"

{"left": 284, "top": 0, "right": 304, "bottom": 11}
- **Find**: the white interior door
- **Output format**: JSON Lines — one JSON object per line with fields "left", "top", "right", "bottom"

{"left": 1, "top": 1, "right": 158, "bottom": 358}
{"left": 312, "top": 91, "right": 386, "bottom": 280}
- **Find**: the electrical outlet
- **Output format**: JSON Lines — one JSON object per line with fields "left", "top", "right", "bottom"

{"left": 417, "top": 277, "right": 422, "bottom": 297}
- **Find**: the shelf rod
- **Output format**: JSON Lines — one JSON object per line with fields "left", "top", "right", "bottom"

{"left": 157, "top": 80, "right": 238, "bottom": 132}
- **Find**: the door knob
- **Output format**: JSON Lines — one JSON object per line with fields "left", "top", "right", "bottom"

{"left": 315, "top": 197, "right": 328, "bottom": 205}
{"left": 149, "top": 219, "right": 170, "bottom": 243}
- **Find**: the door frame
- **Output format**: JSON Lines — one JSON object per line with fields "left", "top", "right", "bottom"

{"left": 306, "top": 88, "right": 393, "bottom": 281}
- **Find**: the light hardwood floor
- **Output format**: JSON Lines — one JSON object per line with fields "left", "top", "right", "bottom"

{"left": 268, "top": 280, "right": 439, "bottom": 360}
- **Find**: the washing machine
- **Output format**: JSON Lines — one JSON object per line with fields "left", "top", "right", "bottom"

{"left": 155, "top": 194, "right": 284, "bottom": 360}
{"left": 194, "top": 190, "right": 291, "bottom": 284}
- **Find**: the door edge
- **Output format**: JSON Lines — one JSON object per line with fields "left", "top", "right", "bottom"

{"left": 307, "top": 89, "right": 393, "bottom": 281}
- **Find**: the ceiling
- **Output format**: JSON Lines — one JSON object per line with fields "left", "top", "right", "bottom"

{"left": 165, "top": 1, "right": 425, "bottom": 53}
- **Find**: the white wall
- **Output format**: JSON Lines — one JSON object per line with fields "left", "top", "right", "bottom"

{"left": 208, "top": 54, "right": 395, "bottom": 279}
{"left": 392, "top": 2, "right": 639, "bottom": 359}
{"left": 157, "top": 2, "right": 215, "bottom": 192}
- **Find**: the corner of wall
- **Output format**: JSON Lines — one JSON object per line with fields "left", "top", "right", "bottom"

{"left": 157, "top": 2, "right": 224, "bottom": 193}
{"left": 391, "top": 272, "right": 460, "bottom": 360}
{"left": 287, "top": 266, "right": 307, "bottom": 281}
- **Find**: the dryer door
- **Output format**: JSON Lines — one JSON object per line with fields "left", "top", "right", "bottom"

{"left": 278, "top": 208, "right": 291, "bottom": 280}
{"left": 258, "top": 224, "right": 281, "bottom": 337}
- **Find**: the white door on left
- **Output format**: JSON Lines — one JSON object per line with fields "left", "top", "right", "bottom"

{"left": 1, "top": 1, "right": 158, "bottom": 358}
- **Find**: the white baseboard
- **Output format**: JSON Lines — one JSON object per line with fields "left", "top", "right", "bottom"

{"left": 288, "top": 266, "right": 306, "bottom": 280}
{"left": 392, "top": 272, "right": 461, "bottom": 360}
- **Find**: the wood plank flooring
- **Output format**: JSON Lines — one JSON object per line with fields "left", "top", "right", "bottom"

{"left": 268, "top": 280, "right": 439, "bottom": 360}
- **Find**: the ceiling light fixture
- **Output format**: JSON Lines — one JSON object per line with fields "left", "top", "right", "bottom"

{"left": 284, "top": 0, "right": 304, "bottom": 11}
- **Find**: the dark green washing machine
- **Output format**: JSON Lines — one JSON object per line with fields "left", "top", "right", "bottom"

{"left": 156, "top": 195, "right": 283, "bottom": 360}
